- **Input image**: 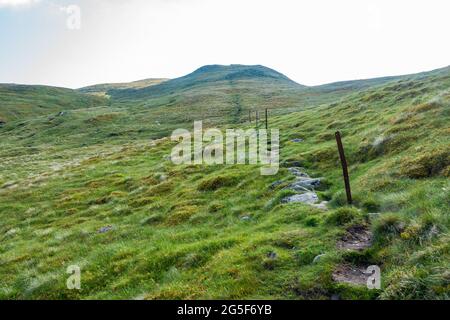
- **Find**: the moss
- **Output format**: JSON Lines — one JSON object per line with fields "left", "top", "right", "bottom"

{"left": 165, "top": 206, "right": 199, "bottom": 225}
{"left": 129, "top": 197, "right": 154, "bottom": 208}
{"left": 326, "top": 207, "right": 361, "bottom": 226}
{"left": 399, "top": 147, "right": 449, "bottom": 178}
{"left": 208, "top": 202, "right": 224, "bottom": 213}
{"left": 304, "top": 216, "right": 321, "bottom": 227}
{"left": 373, "top": 213, "right": 406, "bottom": 243}
{"left": 197, "top": 175, "right": 238, "bottom": 191}
{"left": 361, "top": 196, "right": 380, "bottom": 212}
{"left": 141, "top": 212, "right": 164, "bottom": 225}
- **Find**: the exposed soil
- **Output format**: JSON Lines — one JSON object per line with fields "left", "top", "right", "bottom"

{"left": 332, "top": 264, "right": 369, "bottom": 286}
{"left": 338, "top": 225, "right": 373, "bottom": 251}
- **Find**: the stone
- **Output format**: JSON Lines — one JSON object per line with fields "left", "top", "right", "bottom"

{"left": 1, "top": 181, "right": 17, "bottom": 189}
{"left": 269, "top": 180, "right": 284, "bottom": 189}
{"left": 267, "top": 251, "right": 277, "bottom": 259}
{"left": 240, "top": 216, "right": 251, "bottom": 221}
{"left": 287, "top": 167, "right": 309, "bottom": 177}
{"left": 282, "top": 192, "right": 319, "bottom": 205}
{"left": 291, "top": 138, "right": 304, "bottom": 143}
{"left": 98, "top": 225, "right": 113, "bottom": 234}
{"left": 287, "top": 178, "right": 321, "bottom": 191}
{"left": 282, "top": 160, "right": 303, "bottom": 168}
{"left": 5, "top": 228, "right": 18, "bottom": 237}
{"left": 313, "top": 254, "right": 326, "bottom": 263}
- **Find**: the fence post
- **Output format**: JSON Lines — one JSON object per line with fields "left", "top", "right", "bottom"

{"left": 249, "top": 110, "right": 251, "bottom": 123}
{"left": 335, "top": 131, "right": 352, "bottom": 205}
{"left": 265, "top": 108, "right": 268, "bottom": 130}
{"left": 256, "top": 111, "right": 259, "bottom": 128}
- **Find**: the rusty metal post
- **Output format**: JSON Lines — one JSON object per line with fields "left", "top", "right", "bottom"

{"left": 335, "top": 131, "right": 352, "bottom": 205}
{"left": 265, "top": 108, "right": 268, "bottom": 130}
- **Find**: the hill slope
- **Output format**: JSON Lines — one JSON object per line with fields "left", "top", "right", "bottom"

{"left": 0, "top": 84, "right": 107, "bottom": 123}
{"left": 0, "top": 65, "right": 449, "bottom": 299}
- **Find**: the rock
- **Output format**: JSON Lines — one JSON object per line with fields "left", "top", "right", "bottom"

{"left": 1, "top": 181, "right": 17, "bottom": 189}
{"left": 282, "top": 192, "right": 319, "bottom": 205}
{"left": 287, "top": 167, "right": 309, "bottom": 177}
{"left": 291, "top": 138, "right": 304, "bottom": 143}
{"left": 240, "top": 216, "right": 251, "bottom": 221}
{"left": 331, "top": 294, "right": 340, "bottom": 300}
{"left": 267, "top": 251, "right": 277, "bottom": 259}
{"left": 427, "top": 225, "right": 440, "bottom": 239}
{"left": 269, "top": 180, "right": 284, "bottom": 190}
{"left": 5, "top": 228, "right": 18, "bottom": 238}
{"left": 57, "top": 111, "right": 65, "bottom": 116}
{"left": 311, "top": 201, "right": 329, "bottom": 211}
{"left": 98, "top": 225, "right": 113, "bottom": 234}
{"left": 313, "top": 254, "right": 326, "bottom": 263}
{"left": 288, "top": 178, "right": 321, "bottom": 190}
{"left": 282, "top": 160, "right": 303, "bottom": 168}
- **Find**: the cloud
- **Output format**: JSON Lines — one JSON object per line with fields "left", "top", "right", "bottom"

{"left": 0, "top": 0, "right": 40, "bottom": 8}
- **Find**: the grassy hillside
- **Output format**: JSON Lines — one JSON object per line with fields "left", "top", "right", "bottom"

{"left": 78, "top": 78, "right": 168, "bottom": 97}
{"left": 0, "top": 65, "right": 448, "bottom": 299}
{"left": 0, "top": 84, "right": 107, "bottom": 123}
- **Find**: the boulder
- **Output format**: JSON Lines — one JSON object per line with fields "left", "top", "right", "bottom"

{"left": 287, "top": 178, "right": 321, "bottom": 191}
{"left": 281, "top": 192, "right": 319, "bottom": 204}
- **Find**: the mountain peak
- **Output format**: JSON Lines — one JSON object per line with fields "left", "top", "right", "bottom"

{"left": 109, "top": 64, "right": 301, "bottom": 100}
{"left": 189, "top": 64, "right": 298, "bottom": 83}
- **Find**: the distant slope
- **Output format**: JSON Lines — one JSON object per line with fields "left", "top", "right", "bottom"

{"left": 312, "top": 65, "right": 450, "bottom": 94}
{"left": 0, "top": 84, "right": 107, "bottom": 123}
{"left": 78, "top": 78, "right": 168, "bottom": 97}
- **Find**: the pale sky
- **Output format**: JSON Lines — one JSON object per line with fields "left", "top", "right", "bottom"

{"left": 1, "top": 0, "right": 449, "bottom": 88}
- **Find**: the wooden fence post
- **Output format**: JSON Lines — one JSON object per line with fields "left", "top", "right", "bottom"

{"left": 335, "top": 131, "right": 352, "bottom": 205}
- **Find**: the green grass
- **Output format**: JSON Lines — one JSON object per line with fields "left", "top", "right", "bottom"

{"left": 0, "top": 64, "right": 449, "bottom": 299}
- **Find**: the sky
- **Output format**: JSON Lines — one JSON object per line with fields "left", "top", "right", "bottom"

{"left": 1, "top": 0, "right": 450, "bottom": 88}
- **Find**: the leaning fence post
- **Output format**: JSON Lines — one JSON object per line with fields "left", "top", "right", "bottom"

{"left": 335, "top": 131, "right": 352, "bottom": 205}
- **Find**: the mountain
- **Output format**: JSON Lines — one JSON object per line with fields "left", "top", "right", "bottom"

{"left": 108, "top": 64, "right": 302, "bottom": 100}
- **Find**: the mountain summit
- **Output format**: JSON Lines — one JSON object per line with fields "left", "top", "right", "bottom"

{"left": 108, "top": 64, "right": 302, "bottom": 100}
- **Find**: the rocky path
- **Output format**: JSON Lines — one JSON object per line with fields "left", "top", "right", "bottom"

{"left": 280, "top": 166, "right": 329, "bottom": 210}
{"left": 274, "top": 151, "right": 377, "bottom": 293}
{"left": 332, "top": 225, "right": 375, "bottom": 289}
